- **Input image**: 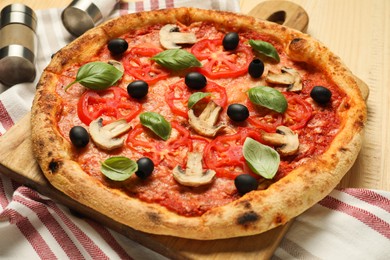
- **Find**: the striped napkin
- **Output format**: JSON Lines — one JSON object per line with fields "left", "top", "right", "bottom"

{"left": 1, "top": 1, "right": 390, "bottom": 259}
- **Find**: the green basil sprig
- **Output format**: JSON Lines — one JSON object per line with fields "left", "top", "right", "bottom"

{"left": 65, "top": 61, "right": 123, "bottom": 91}
{"left": 243, "top": 138, "right": 280, "bottom": 179}
{"left": 188, "top": 92, "right": 211, "bottom": 109}
{"left": 101, "top": 156, "right": 138, "bottom": 181}
{"left": 248, "top": 86, "right": 287, "bottom": 113}
{"left": 151, "top": 49, "right": 202, "bottom": 71}
{"left": 248, "top": 39, "right": 280, "bottom": 63}
{"left": 140, "top": 112, "right": 172, "bottom": 141}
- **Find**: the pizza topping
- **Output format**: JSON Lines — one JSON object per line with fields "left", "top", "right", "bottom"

{"left": 222, "top": 32, "right": 240, "bottom": 51}
{"left": 266, "top": 67, "right": 302, "bottom": 92}
{"left": 101, "top": 156, "right": 137, "bottom": 181}
{"left": 107, "top": 38, "right": 128, "bottom": 55}
{"left": 135, "top": 157, "right": 154, "bottom": 179}
{"left": 172, "top": 152, "right": 216, "bottom": 187}
{"left": 248, "top": 39, "right": 280, "bottom": 63}
{"left": 247, "top": 106, "right": 283, "bottom": 133}
{"left": 188, "top": 101, "right": 226, "bottom": 137}
{"left": 127, "top": 80, "right": 149, "bottom": 99}
{"left": 204, "top": 128, "right": 262, "bottom": 179}
{"left": 261, "top": 126, "right": 299, "bottom": 156}
{"left": 107, "top": 60, "right": 124, "bottom": 73}
{"left": 166, "top": 80, "right": 227, "bottom": 119}
{"left": 234, "top": 174, "right": 258, "bottom": 195}
{"left": 77, "top": 87, "right": 142, "bottom": 125}
{"left": 89, "top": 118, "right": 131, "bottom": 150}
{"left": 69, "top": 126, "right": 89, "bottom": 148}
{"left": 191, "top": 38, "right": 253, "bottom": 79}
{"left": 248, "top": 58, "right": 265, "bottom": 78}
{"left": 139, "top": 112, "right": 172, "bottom": 141}
{"left": 185, "top": 71, "right": 207, "bottom": 90}
{"left": 123, "top": 47, "right": 170, "bottom": 85}
{"left": 151, "top": 49, "right": 202, "bottom": 71}
{"left": 283, "top": 92, "right": 313, "bottom": 130}
{"left": 248, "top": 86, "right": 288, "bottom": 113}
{"left": 227, "top": 104, "right": 250, "bottom": 122}
{"left": 310, "top": 86, "right": 332, "bottom": 104}
{"left": 64, "top": 61, "right": 123, "bottom": 91}
{"left": 242, "top": 137, "right": 280, "bottom": 179}
{"left": 188, "top": 92, "right": 211, "bottom": 109}
{"left": 159, "top": 24, "right": 197, "bottom": 49}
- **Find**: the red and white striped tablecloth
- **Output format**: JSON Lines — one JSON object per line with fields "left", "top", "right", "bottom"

{"left": 1, "top": 1, "right": 390, "bottom": 259}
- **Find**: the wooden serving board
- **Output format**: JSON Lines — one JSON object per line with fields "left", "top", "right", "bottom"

{"left": 0, "top": 1, "right": 370, "bottom": 259}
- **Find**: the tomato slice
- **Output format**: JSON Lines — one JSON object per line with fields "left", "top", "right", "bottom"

{"left": 77, "top": 87, "right": 142, "bottom": 125}
{"left": 246, "top": 99, "right": 283, "bottom": 132}
{"left": 126, "top": 122, "right": 192, "bottom": 168}
{"left": 191, "top": 39, "right": 253, "bottom": 79}
{"left": 282, "top": 92, "right": 313, "bottom": 130}
{"left": 122, "top": 47, "right": 169, "bottom": 84}
{"left": 165, "top": 80, "right": 191, "bottom": 118}
{"left": 204, "top": 128, "right": 262, "bottom": 179}
{"left": 165, "top": 79, "right": 228, "bottom": 118}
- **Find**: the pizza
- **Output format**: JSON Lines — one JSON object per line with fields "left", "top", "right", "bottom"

{"left": 31, "top": 7, "right": 367, "bottom": 240}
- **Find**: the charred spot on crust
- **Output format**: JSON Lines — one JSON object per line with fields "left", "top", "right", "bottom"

{"left": 291, "top": 38, "right": 302, "bottom": 44}
{"left": 236, "top": 211, "right": 260, "bottom": 227}
{"left": 274, "top": 214, "right": 285, "bottom": 224}
{"left": 44, "top": 104, "right": 54, "bottom": 111}
{"left": 239, "top": 200, "right": 252, "bottom": 210}
{"left": 354, "top": 116, "right": 365, "bottom": 129}
{"left": 147, "top": 212, "right": 161, "bottom": 225}
{"left": 289, "top": 38, "right": 307, "bottom": 53}
{"left": 48, "top": 160, "right": 62, "bottom": 173}
{"left": 37, "top": 140, "right": 45, "bottom": 148}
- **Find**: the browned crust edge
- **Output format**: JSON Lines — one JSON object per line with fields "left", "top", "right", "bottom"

{"left": 31, "top": 7, "right": 367, "bottom": 240}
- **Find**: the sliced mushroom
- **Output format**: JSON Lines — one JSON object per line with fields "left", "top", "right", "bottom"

{"left": 265, "top": 67, "right": 302, "bottom": 92}
{"left": 89, "top": 118, "right": 131, "bottom": 150}
{"left": 173, "top": 152, "right": 216, "bottom": 187}
{"left": 107, "top": 60, "right": 124, "bottom": 73}
{"left": 159, "top": 24, "right": 197, "bottom": 49}
{"left": 261, "top": 126, "right": 299, "bottom": 156}
{"left": 188, "top": 101, "right": 226, "bottom": 137}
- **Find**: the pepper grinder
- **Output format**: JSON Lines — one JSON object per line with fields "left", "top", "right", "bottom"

{"left": 0, "top": 4, "right": 38, "bottom": 86}
{"left": 61, "top": 0, "right": 119, "bottom": 37}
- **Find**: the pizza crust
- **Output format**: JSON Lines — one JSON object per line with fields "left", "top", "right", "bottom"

{"left": 31, "top": 8, "right": 367, "bottom": 240}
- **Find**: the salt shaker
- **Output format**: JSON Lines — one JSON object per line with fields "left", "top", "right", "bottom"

{"left": 0, "top": 4, "right": 37, "bottom": 86}
{"left": 61, "top": 0, "right": 119, "bottom": 37}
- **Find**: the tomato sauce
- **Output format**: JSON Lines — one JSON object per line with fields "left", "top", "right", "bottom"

{"left": 55, "top": 22, "right": 346, "bottom": 217}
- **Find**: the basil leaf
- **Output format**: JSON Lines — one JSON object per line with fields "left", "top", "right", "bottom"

{"left": 243, "top": 138, "right": 280, "bottom": 179}
{"left": 188, "top": 92, "right": 211, "bottom": 109}
{"left": 140, "top": 112, "right": 172, "bottom": 140}
{"left": 101, "top": 156, "right": 138, "bottom": 181}
{"left": 248, "top": 86, "right": 287, "bottom": 113}
{"left": 249, "top": 39, "right": 280, "bottom": 63}
{"left": 151, "top": 49, "right": 202, "bottom": 71}
{"left": 65, "top": 61, "right": 123, "bottom": 91}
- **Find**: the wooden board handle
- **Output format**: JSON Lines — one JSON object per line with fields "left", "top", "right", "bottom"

{"left": 248, "top": 0, "right": 309, "bottom": 32}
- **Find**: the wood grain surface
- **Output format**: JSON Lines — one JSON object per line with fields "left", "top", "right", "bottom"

{"left": 0, "top": 0, "right": 389, "bottom": 259}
